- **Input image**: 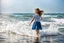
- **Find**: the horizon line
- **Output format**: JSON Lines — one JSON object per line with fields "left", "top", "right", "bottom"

{"left": 0, "top": 12, "right": 64, "bottom": 13}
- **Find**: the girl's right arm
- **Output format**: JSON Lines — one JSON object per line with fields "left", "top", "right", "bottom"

{"left": 29, "top": 17, "right": 34, "bottom": 25}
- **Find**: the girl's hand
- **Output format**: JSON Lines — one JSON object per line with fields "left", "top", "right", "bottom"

{"left": 29, "top": 23, "right": 31, "bottom": 26}
{"left": 40, "top": 17, "right": 43, "bottom": 21}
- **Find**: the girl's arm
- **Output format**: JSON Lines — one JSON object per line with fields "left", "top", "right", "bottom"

{"left": 40, "top": 17, "right": 43, "bottom": 21}
{"left": 29, "top": 17, "right": 34, "bottom": 25}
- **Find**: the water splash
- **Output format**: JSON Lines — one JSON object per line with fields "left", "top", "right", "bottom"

{"left": 0, "top": 14, "right": 64, "bottom": 37}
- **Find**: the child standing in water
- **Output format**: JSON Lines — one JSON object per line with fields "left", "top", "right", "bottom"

{"left": 29, "top": 8, "right": 44, "bottom": 37}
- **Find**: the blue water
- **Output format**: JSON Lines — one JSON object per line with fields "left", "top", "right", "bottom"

{"left": 0, "top": 13, "right": 64, "bottom": 43}
{"left": 0, "top": 13, "right": 64, "bottom": 32}
{"left": 4, "top": 13, "right": 64, "bottom": 21}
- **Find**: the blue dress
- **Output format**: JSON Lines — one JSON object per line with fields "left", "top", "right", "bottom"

{"left": 32, "top": 14, "right": 42, "bottom": 30}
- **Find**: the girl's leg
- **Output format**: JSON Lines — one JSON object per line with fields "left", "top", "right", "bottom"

{"left": 36, "top": 30, "right": 39, "bottom": 36}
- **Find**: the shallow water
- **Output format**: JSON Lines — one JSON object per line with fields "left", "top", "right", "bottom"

{"left": 0, "top": 13, "right": 64, "bottom": 43}
{"left": 0, "top": 32, "right": 64, "bottom": 43}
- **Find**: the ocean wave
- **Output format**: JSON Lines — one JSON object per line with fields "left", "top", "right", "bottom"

{"left": 0, "top": 13, "right": 64, "bottom": 36}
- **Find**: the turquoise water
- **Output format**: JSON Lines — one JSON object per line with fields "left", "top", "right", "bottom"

{"left": 9, "top": 13, "right": 64, "bottom": 21}
{"left": 0, "top": 13, "right": 64, "bottom": 34}
{"left": 0, "top": 13, "right": 64, "bottom": 43}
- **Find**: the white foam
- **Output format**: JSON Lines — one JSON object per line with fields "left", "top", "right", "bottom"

{"left": 51, "top": 18, "right": 64, "bottom": 23}
{"left": 0, "top": 17, "right": 61, "bottom": 36}
{"left": 7, "top": 21, "right": 60, "bottom": 36}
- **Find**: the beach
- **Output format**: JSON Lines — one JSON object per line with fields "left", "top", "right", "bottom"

{"left": 0, "top": 13, "right": 64, "bottom": 43}
{"left": 0, "top": 32, "right": 64, "bottom": 43}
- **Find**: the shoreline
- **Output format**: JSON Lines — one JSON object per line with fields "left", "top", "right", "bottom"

{"left": 0, "top": 32, "right": 64, "bottom": 43}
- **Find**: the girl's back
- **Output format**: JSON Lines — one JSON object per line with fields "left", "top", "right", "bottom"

{"left": 34, "top": 14, "right": 41, "bottom": 22}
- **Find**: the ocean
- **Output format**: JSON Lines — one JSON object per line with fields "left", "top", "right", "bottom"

{"left": 0, "top": 13, "right": 64, "bottom": 43}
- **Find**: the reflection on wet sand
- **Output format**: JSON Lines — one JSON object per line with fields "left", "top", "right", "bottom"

{"left": 0, "top": 33, "right": 64, "bottom": 43}
{"left": 34, "top": 37, "right": 40, "bottom": 43}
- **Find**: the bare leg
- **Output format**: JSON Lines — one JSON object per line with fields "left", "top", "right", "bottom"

{"left": 36, "top": 30, "right": 39, "bottom": 37}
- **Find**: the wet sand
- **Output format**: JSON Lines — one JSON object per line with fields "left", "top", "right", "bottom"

{"left": 0, "top": 32, "right": 64, "bottom": 43}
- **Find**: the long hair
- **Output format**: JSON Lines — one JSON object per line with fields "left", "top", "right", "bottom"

{"left": 35, "top": 8, "right": 44, "bottom": 17}
{"left": 39, "top": 10, "right": 44, "bottom": 16}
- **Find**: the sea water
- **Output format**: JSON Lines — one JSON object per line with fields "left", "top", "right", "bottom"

{"left": 0, "top": 13, "right": 64, "bottom": 43}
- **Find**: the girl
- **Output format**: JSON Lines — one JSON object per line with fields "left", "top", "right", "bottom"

{"left": 29, "top": 8, "right": 44, "bottom": 37}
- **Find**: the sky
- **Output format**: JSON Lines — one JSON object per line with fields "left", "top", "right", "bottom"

{"left": 0, "top": 0, "right": 64, "bottom": 13}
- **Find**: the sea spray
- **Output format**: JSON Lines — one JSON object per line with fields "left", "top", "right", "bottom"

{"left": 0, "top": 13, "right": 64, "bottom": 37}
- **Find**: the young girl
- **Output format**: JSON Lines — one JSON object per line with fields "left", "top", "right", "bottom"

{"left": 29, "top": 8, "right": 44, "bottom": 37}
